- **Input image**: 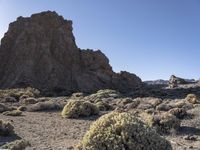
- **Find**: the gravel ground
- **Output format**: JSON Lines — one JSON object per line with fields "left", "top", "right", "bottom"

{"left": 0, "top": 105, "right": 200, "bottom": 150}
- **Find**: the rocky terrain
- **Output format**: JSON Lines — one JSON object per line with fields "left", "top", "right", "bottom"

{"left": 0, "top": 86, "right": 200, "bottom": 150}
{"left": 0, "top": 11, "right": 200, "bottom": 150}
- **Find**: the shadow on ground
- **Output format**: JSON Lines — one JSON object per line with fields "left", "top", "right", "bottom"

{"left": 0, "top": 134, "right": 21, "bottom": 147}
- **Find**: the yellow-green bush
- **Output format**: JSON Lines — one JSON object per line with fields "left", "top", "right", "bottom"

{"left": 84, "top": 89, "right": 120, "bottom": 103}
{"left": 0, "top": 120, "right": 14, "bottom": 136}
{"left": 3, "top": 110, "right": 22, "bottom": 116}
{"left": 76, "top": 112, "right": 172, "bottom": 150}
{"left": 185, "top": 94, "right": 199, "bottom": 104}
{"left": 95, "top": 101, "right": 113, "bottom": 111}
{"left": 0, "top": 87, "right": 40, "bottom": 100}
{"left": 61, "top": 100, "right": 99, "bottom": 118}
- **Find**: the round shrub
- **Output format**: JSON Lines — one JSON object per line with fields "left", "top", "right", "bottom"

{"left": 185, "top": 94, "right": 199, "bottom": 104}
{"left": 77, "top": 112, "right": 172, "bottom": 150}
{"left": 0, "top": 120, "right": 14, "bottom": 136}
{"left": 61, "top": 100, "right": 99, "bottom": 118}
{"left": 148, "top": 112, "right": 180, "bottom": 133}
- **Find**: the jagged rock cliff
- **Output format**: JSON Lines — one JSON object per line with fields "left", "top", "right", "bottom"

{"left": 0, "top": 11, "right": 142, "bottom": 95}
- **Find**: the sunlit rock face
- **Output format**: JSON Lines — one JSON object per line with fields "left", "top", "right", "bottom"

{"left": 0, "top": 11, "right": 142, "bottom": 95}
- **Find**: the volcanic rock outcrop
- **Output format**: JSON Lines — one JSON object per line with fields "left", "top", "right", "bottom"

{"left": 168, "top": 75, "right": 187, "bottom": 88}
{"left": 0, "top": 11, "right": 141, "bottom": 95}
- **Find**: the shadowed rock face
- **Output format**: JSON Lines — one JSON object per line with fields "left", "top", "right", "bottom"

{"left": 0, "top": 11, "right": 141, "bottom": 95}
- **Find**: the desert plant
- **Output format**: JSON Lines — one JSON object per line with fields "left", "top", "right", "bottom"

{"left": 17, "top": 105, "right": 27, "bottom": 111}
{"left": 2, "top": 96, "right": 17, "bottom": 103}
{"left": 0, "top": 87, "right": 40, "bottom": 100}
{"left": 20, "top": 97, "right": 37, "bottom": 105}
{"left": 84, "top": 89, "right": 120, "bottom": 103}
{"left": 76, "top": 112, "right": 172, "bottom": 150}
{"left": 0, "top": 120, "right": 14, "bottom": 136}
{"left": 27, "top": 100, "right": 62, "bottom": 112}
{"left": 61, "top": 100, "right": 99, "bottom": 118}
{"left": 168, "top": 108, "right": 187, "bottom": 119}
{"left": 1, "top": 139, "right": 29, "bottom": 150}
{"left": 148, "top": 112, "right": 180, "bottom": 133}
{"left": 0, "top": 103, "right": 12, "bottom": 113}
{"left": 3, "top": 110, "right": 22, "bottom": 116}
{"left": 185, "top": 94, "right": 199, "bottom": 104}
{"left": 95, "top": 101, "right": 113, "bottom": 111}
{"left": 156, "top": 103, "right": 172, "bottom": 111}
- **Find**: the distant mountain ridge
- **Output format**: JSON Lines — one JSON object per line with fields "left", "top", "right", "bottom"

{"left": 145, "top": 78, "right": 196, "bottom": 85}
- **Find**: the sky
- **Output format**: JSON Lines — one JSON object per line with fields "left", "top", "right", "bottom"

{"left": 0, "top": 0, "right": 200, "bottom": 81}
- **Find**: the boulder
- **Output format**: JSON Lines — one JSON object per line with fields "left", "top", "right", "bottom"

{"left": 0, "top": 11, "right": 142, "bottom": 95}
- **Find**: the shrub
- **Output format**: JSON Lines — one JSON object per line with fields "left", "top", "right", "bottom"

{"left": 117, "top": 98, "right": 133, "bottom": 106}
{"left": 2, "top": 96, "right": 17, "bottom": 103}
{"left": 71, "top": 92, "right": 85, "bottom": 100}
{"left": 95, "top": 101, "right": 113, "bottom": 111}
{"left": 61, "top": 100, "right": 99, "bottom": 118}
{"left": 171, "top": 100, "right": 186, "bottom": 108}
{"left": 84, "top": 89, "right": 120, "bottom": 103}
{"left": 0, "top": 103, "right": 12, "bottom": 113}
{"left": 20, "top": 97, "right": 37, "bottom": 105}
{"left": 156, "top": 103, "right": 172, "bottom": 111}
{"left": 185, "top": 94, "right": 199, "bottom": 104}
{"left": 168, "top": 108, "right": 187, "bottom": 119}
{"left": 3, "top": 110, "right": 22, "bottom": 116}
{"left": 27, "top": 100, "right": 62, "bottom": 112}
{"left": 1, "top": 139, "right": 29, "bottom": 150}
{"left": 0, "top": 120, "right": 14, "bottom": 136}
{"left": 76, "top": 112, "right": 172, "bottom": 150}
{"left": 148, "top": 112, "right": 180, "bottom": 133}
{"left": 0, "top": 87, "right": 40, "bottom": 100}
{"left": 17, "top": 105, "right": 27, "bottom": 111}
{"left": 125, "top": 100, "right": 140, "bottom": 110}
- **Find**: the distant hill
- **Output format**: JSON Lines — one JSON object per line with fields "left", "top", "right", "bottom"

{"left": 144, "top": 79, "right": 168, "bottom": 85}
{"left": 144, "top": 79, "right": 196, "bottom": 85}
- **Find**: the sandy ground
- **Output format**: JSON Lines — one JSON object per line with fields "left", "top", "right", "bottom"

{"left": 166, "top": 105, "right": 200, "bottom": 150}
{"left": 0, "top": 106, "right": 200, "bottom": 150}
{"left": 0, "top": 111, "right": 94, "bottom": 150}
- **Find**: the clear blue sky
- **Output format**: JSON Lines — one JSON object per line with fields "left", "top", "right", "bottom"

{"left": 0, "top": 0, "right": 200, "bottom": 81}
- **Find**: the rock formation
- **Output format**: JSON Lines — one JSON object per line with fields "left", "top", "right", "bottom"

{"left": 0, "top": 11, "right": 141, "bottom": 95}
{"left": 168, "top": 75, "right": 187, "bottom": 88}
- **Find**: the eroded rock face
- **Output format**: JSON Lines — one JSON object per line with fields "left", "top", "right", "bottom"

{"left": 0, "top": 11, "right": 142, "bottom": 95}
